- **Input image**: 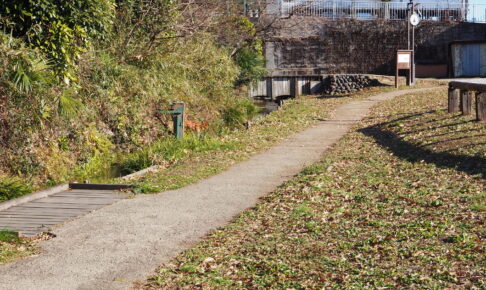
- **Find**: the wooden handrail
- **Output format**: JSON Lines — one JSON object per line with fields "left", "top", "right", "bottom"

{"left": 449, "top": 81, "right": 486, "bottom": 92}
{"left": 448, "top": 81, "right": 486, "bottom": 122}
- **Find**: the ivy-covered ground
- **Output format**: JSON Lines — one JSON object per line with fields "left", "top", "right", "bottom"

{"left": 144, "top": 88, "right": 485, "bottom": 289}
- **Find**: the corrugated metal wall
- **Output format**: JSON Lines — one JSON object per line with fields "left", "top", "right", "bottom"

{"left": 451, "top": 43, "right": 486, "bottom": 77}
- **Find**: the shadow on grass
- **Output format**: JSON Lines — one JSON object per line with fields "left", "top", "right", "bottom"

{"left": 359, "top": 118, "right": 486, "bottom": 180}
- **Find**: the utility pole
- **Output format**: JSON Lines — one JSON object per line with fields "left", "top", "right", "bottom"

{"left": 406, "top": 0, "right": 420, "bottom": 86}
{"left": 407, "top": 0, "right": 412, "bottom": 50}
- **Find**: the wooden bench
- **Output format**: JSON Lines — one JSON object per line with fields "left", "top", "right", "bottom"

{"left": 448, "top": 81, "right": 486, "bottom": 122}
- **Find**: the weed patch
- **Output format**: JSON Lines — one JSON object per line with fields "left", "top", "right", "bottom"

{"left": 0, "top": 177, "right": 32, "bottom": 202}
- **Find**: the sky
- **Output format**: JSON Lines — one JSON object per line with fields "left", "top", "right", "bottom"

{"left": 468, "top": 0, "right": 486, "bottom": 21}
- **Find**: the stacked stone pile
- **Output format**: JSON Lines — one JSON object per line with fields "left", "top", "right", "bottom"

{"left": 324, "top": 75, "right": 380, "bottom": 95}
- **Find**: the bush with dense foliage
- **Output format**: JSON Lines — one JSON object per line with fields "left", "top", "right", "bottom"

{"left": 0, "top": 1, "right": 265, "bottom": 192}
{"left": 0, "top": 0, "right": 115, "bottom": 79}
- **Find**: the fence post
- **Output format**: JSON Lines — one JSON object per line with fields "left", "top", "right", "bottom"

{"left": 352, "top": 1, "right": 355, "bottom": 19}
{"left": 477, "top": 92, "right": 486, "bottom": 122}
{"left": 385, "top": 2, "right": 390, "bottom": 20}
{"left": 460, "top": 90, "right": 473, "bottom": 115}
{"left": 332, "top": 0, "right": 336, "bottom": 19}
{"left": 448, "top": 87, "right": 461, "bottom": 113}
{"left": 292, "top": 77, "right": 299, "bottom": 98}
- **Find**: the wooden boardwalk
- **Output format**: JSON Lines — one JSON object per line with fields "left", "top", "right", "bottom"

{"left": 0, "top": 187, "right": 130, "bottom": 237}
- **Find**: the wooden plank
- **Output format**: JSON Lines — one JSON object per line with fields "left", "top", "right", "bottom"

{"left": 0, "top": 184, "right": 69, "bottom": 212}
{"left": 56, "top": 193, "right": 126, "bottom": 198}
{"left": 14, "top": 203, "right": 105, "bottom": 209}
{"left": 49, "top": 197, "right": 126, "bottom": 203}
{"left": 0, "top": 217, "right": 78, "bottom": 222}
{"left": 0, "top": 216, "right": 76, "bottom": 222}
{"left": 0, "top": 186, "right": 130, "bottom": 237}
{"left": 450, "top": 81, "right": 486, "bottom": 91}
{"left": 52, "top": 191, "right": 129, "bottom": 197}
{"left": 1, "top": 207, "right": 88, "bottom": 213}
{"left": 33, "top": 197, "right": 118, "bottom": 203}
{"left": 69, "top": 184, "right": 133, "bottom": 191}
{"left": 53, "top": 192, "right": 128, "bottom": 197}
{"left": 0, "top": 224, "right": 50, "bottom": 228}
{"left": 45, "top": 194, "right": 126, "bottom": 200}
{"left": 0, "top": 224, "right": 56, "bottom": 230}
{"left": 49, "top": 196, "right": 126, "bottom": 202}
{"left": 0, "top": 223, "right": 56, "bottom": 229}
{"left": 0, "top": 218, "right": 60, "bottom": 223}
{"left": 0, "top": 224, "right": 53, "bottom": 229}
{"left": 7, "top": 209, "right": 95, "bottom": 216}
{"left": 0, "top": 211, "right": 80, "bottom": 217}
{"left": 477, "top": 92, "right": 486, "bottom": 122}
{"left": 0, "top": 219, "right": 67, "bottom": 225}
{"left": 448, "top": 88, "right": 461, "bottom": 113}
{"left": 0, "top": 216, "right": 68, "bottom": 222}
{"left": 0, "top": 208, "right": 86, "bottom": 215}
{"left": 64, "top": 189, "right": 128, "bottom": 194}
{"left": 32, "top": 199, "right": 121, "bottom": 205}
{"left": 0, "top": 223, "right": 56, "bottom": 228}
{"left": 0, "top": 224, "right": 62, "bottom": 229}
{"left": 461, "top": 90, "right": 474, "bottom": 115}
{"left": 30, "top": 200, "right": 117, "bottom": 206}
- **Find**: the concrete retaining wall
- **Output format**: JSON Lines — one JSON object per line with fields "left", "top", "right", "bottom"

{"left": 263, "top": 17, "right": 486, "bottom": 77}
{"left": 250, "top": 76, "right": 322, "bottom": 98}
{"left": 250, "top": 74, "right": 379, "bottom": 98}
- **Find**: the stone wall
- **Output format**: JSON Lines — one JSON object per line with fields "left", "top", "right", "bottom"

{"left": 323, "top": 75, "right": 380, "bottom": 95}
{"left": 264, "top": 17, "right": 486, "bottom": 76}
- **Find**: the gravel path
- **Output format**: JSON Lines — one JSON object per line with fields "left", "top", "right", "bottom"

{"left": 0, "top": 88, "right": 438, "bottom": 290}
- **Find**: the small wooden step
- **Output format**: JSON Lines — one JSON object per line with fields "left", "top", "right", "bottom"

{"left": 0, "top": 184, "right": 132, "bottom": 237}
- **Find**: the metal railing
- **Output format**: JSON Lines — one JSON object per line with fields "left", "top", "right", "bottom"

{"left": 276, "top": 1, "right": 486, "bottom": 23}
{"left": 466, "top": 4, "right": 486, "bottom": 23}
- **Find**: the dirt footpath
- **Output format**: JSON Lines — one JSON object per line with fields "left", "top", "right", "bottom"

{"left": 0, "top": 88, "right": 437, "bottom": 290}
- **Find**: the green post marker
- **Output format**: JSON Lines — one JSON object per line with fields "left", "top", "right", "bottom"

{"left": 157, "top": 102, "right": 185, "bottom": 139}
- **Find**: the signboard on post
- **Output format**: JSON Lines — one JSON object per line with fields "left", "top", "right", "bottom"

{"left": 396, "top": 50, "right": 414, "bottom": 88}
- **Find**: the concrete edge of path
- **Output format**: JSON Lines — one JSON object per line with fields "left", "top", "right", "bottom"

{"left": 0, "top": 87, "right": 442, "bottom": 290}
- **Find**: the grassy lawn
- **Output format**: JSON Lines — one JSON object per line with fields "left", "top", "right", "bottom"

{"left": 144, "top": 87, "right": 485, "bottom": 288}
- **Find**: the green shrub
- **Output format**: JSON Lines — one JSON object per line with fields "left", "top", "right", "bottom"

{"left": 113, "top": 0, "right": 178, "bottom": 56}
{"left": 235, "top": 46, "right": 266, "bottom": 86}
{"left": 0, "top": 33, "right": 53, "bottom": 92}
{"left": 0, "top": 5, "right": 261, "bottom": 189}
{"left": 222, "top": 100, "right": 259, "bottom": 129}
{"left": 118, "top": 134, "right": 235, "bottom": 175}
{"left": 210, "top": 16, "right": 265, "bottom": 86}
{"left": 119, "top": 152, "right": 151, "bottom": 176}
{"left": 0, "top": 176, "right": 32, "bottom": 202}
{"left": 0, "top": 0, "right": 115, "bottom": 78}
{"left": 0, "top": 230, "right": 20, "bottom": 243}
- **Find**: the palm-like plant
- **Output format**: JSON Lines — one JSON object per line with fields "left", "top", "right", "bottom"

{"left": 11, "top": 56, "right": 50, "bottom": 92}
